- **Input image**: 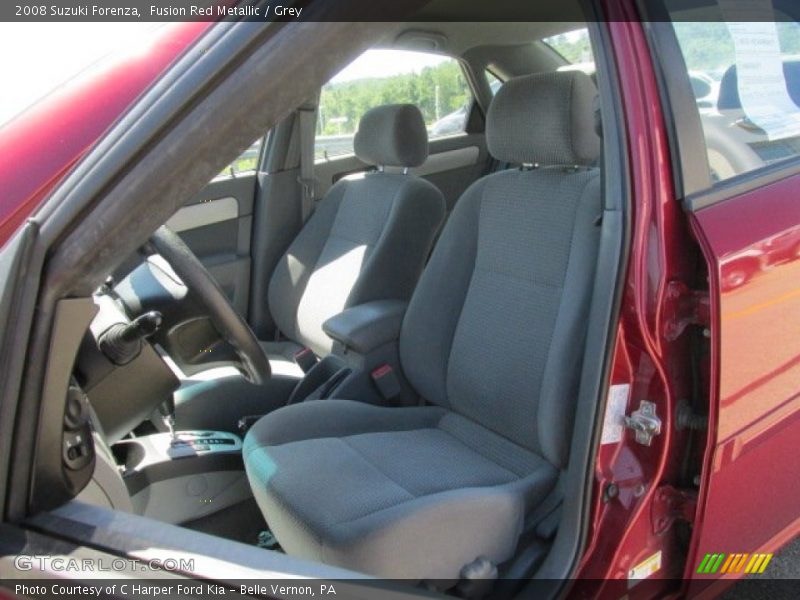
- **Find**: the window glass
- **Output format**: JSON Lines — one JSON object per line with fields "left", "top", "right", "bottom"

{"left": 668, "top": 2, "right": 800, "bottom": 183}
{"left": 543, "top": 28, "right": 594, "bottom": 67}
{"left": 316, "top": 49, "right": 472, "bottom": 160}
{"left": 215, "top": 139, "right": 262, "bottom": 180}
{"left": 486, "top": 71, "right": 503, "bottom": 95}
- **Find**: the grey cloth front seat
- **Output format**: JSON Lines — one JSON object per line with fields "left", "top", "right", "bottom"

{"left": 244, "top": 71, "right": 602, "bottom": 580}
{"left": 263, "top": 104, "right": 445, "bottom": 376}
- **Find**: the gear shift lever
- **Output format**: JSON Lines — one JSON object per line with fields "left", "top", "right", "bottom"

{"left": 158, "top": 395, "right": 178, "bottom": 443}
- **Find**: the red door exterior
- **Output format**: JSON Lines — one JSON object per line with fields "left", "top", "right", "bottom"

{"left": 687, "top": 174, "right": 800, "bottom": 594}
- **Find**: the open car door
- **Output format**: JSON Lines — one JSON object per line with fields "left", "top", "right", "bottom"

{"left": 657, "top": 2, "right": 800, "bottom": 589}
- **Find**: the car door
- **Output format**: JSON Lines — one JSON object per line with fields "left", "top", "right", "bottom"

{"left": 166, "top": 140, "right": 263, "bottom": 317}
{"left": 658, "top": 1, "right": 800, "bottom": 586}
{"left": 313, "top": 48, "right": 490, "bottom": 212}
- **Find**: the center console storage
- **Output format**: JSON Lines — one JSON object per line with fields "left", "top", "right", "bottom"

{"left": 112, "top": 430, "right": 250, "bottom": 524}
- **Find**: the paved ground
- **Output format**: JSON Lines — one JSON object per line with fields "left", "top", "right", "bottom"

{"left": 722, "top": 537, "right": 800, "bottom": 599}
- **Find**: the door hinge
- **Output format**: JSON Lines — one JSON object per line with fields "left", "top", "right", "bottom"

{"left": 663, "top": 281, "right": 710, "bottom": 341}
{"left": 623, "top": 400, "right": 662, "bottom": 446}
{"left": 652, "top": 485, "right": 698, "bottom": 535}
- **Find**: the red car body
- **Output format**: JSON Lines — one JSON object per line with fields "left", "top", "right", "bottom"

{"left": 1, "top": 4, "right": 798, "bottom": 597}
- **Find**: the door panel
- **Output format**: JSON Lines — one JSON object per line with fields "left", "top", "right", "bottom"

{"left": 166, "top": 196, "right": 239, "bottom": 232}
{"left": 422, "top": 134, "right": 488, "bottom": 211}
{"left": 175, "top": 174, "right": 256, "bottom": 317}
{"left": 655, "top": 3, "right": 800, "bottom": 580}
{"left": 690, "top": 172, "right": 800, "bottom": 575}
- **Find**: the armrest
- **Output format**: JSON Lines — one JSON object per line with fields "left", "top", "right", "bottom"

{"left": 323, "top": 300, "right": 407, "bottom": 354}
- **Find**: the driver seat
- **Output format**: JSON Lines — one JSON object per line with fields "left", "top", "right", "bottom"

{"left": 244, "top": 71, "right": 602, "bottom": 580}
{"left": 263, "top": 104, "right": 445, "bottom": 377}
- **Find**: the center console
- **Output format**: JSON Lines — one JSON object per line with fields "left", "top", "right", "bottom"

{"left": 110, "top": 430, "right": 250, "bottom": 524}
{"left": 116, "top": 430, "right": 242, "bottom": 465}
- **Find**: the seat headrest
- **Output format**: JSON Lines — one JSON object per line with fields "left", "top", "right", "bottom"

{"left": 487, "top": 71, "right": 601, "bottom": 166}
{"left": 354, "top": 104, "right": 429, "bottom": 168}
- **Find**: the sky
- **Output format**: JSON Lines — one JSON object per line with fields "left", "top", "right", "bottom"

{"left": 0, "top": 25, "right": 450, "bottom": 126}
{"left": 0, "top": 23, "right": 162, "bottom": 126}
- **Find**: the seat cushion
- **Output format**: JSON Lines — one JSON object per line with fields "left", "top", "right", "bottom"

{"left": 260, "top": 340, "right": 305, "bottom": 378}
{"left": 243, "top": 400, "right": 557, "bottom": 580}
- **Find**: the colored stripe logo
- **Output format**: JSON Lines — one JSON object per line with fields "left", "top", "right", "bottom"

{"left": 696, "top": 553, "right": 773, "bottom": 574}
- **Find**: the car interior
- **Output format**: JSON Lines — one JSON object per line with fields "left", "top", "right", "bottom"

{"left": 15, "top": 8, "right": 635, "bottom": 597}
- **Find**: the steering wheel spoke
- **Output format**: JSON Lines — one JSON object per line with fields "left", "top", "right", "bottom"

{"left": 147, "top": 226, "right": 271, "bottom": 384}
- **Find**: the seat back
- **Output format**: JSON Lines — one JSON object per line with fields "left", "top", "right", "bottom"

{"left": 268, "top": 104, "right": 445, "bottom": 356}
{"left": 399, "top": 72, "right": 602, "bottom": 468}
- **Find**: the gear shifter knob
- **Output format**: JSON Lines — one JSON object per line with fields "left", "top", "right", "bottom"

{"left": 158, "top": 392, "right": 178, "bottom": 442}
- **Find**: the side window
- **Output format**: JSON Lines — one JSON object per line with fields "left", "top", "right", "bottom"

{"left": 486, "top": 71, "right": 503, "bottom": 96}
{"left": 543, "top": 28, "right": 594, "bottom": 68}
{"left": 215, "top": 139, "right": 262, "bottom": 180}
{"left": 667, "top": 2, "right": 800, "bottom": 183}
{"left": 316, "top": 49, "right": 472, "bottom": 161}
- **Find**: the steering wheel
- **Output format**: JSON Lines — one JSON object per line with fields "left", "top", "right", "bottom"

{"left": 146, "top": 226, "right": 271, "bottom": 384}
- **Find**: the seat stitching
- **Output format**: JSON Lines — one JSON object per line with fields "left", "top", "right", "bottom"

{"left": 316, "top": 437, "right": 417, "bottom": 527}
{"left": 441, "top": 183, "right": 485, "bottom": 409}
{"left": 436, "top": 427, "right": 523, "bottom": 482}
{"left": 437, "top": 418, "right": 542, "bottom": 478}
{"left": 340, "top": 436, "right": 419, "bottom": 498}
{"left": 345, "top": 428, "right": 520, "bottom": 494}
{"left": 331, "top": 478, "right": 522, "bottom": 528}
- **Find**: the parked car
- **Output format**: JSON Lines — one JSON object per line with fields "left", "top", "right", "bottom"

{"left": 428, "top": 103, "right": 468, "bottom": 136}
{"left": 429, "top": 78, "right": 501, "bottom": 137}
{"left": 1, "top": 1, "right": 800, "bottom": 599}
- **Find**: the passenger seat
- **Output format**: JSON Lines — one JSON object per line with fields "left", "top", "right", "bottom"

{"left": 263, "top": 104, "right": 445, "bottom": 376}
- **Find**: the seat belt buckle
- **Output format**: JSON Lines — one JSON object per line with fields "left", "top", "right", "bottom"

{"left": 293, "top": 347, "right": 318, "bottom": 374}
{"left": 371, "top": 364, "right": 402, "bottom": 401}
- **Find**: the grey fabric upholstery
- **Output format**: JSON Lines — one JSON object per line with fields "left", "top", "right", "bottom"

{"left": 487, "top": 71, "right": 600, "bottom": 166}
{"left": 265, "top": 104, "right": 441, "bottom": 363}
{"left": 260, "top": 340, "right": 304, "bottom": 378}
{"left": 246, "top": 72, "right": 603, "bottom": 580}
{"left": 353, "top": 104, "right": 428, "bottom": 168}
{"left": 244, "top": 400, "right": 556, "bottom": 580}
{"left": 267, "top": 171, "right": 444, "bottom": 358}
{"left": 399, "top": 167, "right": 601, "bottom": 466}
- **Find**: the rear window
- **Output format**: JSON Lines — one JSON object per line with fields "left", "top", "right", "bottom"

{"left": 316, "top": 49, "right": 473, "bottom": 160}
{"left": 543, "top": 28, "right": 594, "bottom": 67}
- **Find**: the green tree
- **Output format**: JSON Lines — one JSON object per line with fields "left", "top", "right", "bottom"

{"left": 318, "top": 60, "right": 470, "bottom": 136}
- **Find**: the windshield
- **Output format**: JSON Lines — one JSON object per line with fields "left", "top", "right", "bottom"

{"left": 0, "top": 22, "right": 162, "bottom": 127}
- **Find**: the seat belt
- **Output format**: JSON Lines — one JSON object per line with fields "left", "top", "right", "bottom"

{"left": 296, "top": 100, "right": 318, "bottom": 223}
